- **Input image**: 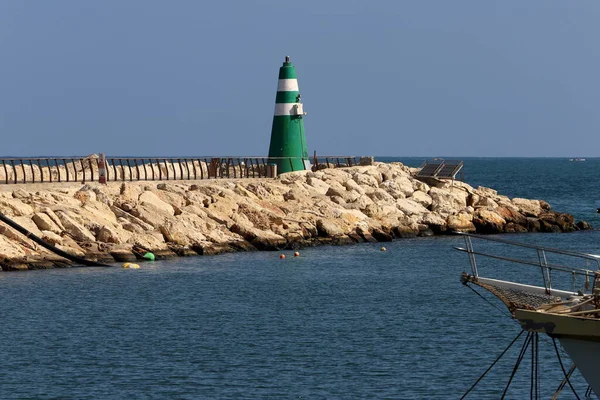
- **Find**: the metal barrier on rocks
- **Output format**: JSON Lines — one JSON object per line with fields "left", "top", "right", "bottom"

{"left": 0, "top": 155, "right": 363, "bottom": 184}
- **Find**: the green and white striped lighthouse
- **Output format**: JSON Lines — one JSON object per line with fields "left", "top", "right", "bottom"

{"left": 267, "top": 56, "right": 309, "bottom": 174}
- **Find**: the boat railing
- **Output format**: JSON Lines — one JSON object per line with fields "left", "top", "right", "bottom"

{"left": 455, "top": 232, "right": 600, "bottom": 299}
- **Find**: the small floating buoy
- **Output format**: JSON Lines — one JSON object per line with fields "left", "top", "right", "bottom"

{"left": 380, "top": 247, "right": 387, "bottom": 252}
{"left": 280, "top": 254, "right": 286, "bottom": 259}
{"left": 123, "top": 262, "right": 140, "bottom": 269}
{"left": 143, "top": 252, "right": 155, "bottom": 261}
{"left": 294, "top": 252, "right": 300, "bottom": 257}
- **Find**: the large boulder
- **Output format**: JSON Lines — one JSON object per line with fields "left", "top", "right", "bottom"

{"left": 447, "top": 212, "right": 476, "bottom": 233}
{"left": 512, "top": 198, "right": 543, "bottom": 217}
{"left": 0, "top": 198, "right": 34, "bottom": 217}
{"left": 32, "top": 213, "right": 62, "bottom": 234}
{"left": 316, "top": 219, "right": 345, "bottom": 237}
{"left": 473, "top": 209, "right": 506, "bottom": 234}
{"left": 429, "top": 187, "right": 468, "bottom": 215}
{"left": 55, "top": 211, "right": 96, "bottom": 242}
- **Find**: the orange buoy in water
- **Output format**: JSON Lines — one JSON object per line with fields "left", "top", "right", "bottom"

{"left": 294, "top": 252, "right": 300, "bottom": 257}
{"left": 280, "top": 254, "right": 286, "bottom": 259}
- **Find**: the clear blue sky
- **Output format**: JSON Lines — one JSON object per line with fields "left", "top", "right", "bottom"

{"left": 1, "top": 1, "right": 598, "bottom": 157}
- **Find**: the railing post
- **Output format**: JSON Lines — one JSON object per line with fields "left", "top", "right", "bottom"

{"left": 88, "top": 158, "right": 94, "bottom": 182}
{"left": 55, "top": 159, "right": 61, "bottom": 182}
{"left": 20, "top": 159, "right": 26, "bottom": 183}
{"left": 79, "top": 159, "right": 86, "bottom": 183}
{"left": 111, "top": 159, "right": 118, "bottom": 182}
{"left": 134, "top": 159, "right": 140, "bottom": 181}
{"left": 63, "top": 159, "right": 70, "bottom": 182}
{"left": 31, "top": 160, "right": 36, "bottom": 183}
{"left": 126, "top": 159, "right": 133, "bottom": 181}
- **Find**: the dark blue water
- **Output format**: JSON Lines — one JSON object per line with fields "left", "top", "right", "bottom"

{"left": 2, "top": 158, "right": 599, "bottom": 399}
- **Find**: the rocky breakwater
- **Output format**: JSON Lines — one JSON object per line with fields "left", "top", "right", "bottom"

{"left": 0, "top": 162, "right": 591, "bottom": 271}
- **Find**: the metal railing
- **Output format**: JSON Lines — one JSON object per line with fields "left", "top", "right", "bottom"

{"left": 0, "top": 155, "right": 364, "bottom": 184}
{"left": 456, "top": 232, "right": 600, "bottom": 296}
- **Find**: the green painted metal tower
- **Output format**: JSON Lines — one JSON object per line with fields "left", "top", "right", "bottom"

{"left": 267, "top": 56, "right": 309, "bottom": 174}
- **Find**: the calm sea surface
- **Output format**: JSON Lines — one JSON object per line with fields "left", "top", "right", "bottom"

{"left": 2, "top": 157, "right": 599, "bottom": 399}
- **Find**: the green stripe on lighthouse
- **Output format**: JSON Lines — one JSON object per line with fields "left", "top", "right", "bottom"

{"left": 268, "top": 56, "right": 309, "bottom": 174}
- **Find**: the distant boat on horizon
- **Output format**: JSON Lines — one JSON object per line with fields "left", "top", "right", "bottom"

{"left": 569, "top": 158, "right": 586, "bottom": 162}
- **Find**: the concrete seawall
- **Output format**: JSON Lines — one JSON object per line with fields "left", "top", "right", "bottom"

{"left": 0, "top": 162, "right": 590, "bottom": 271}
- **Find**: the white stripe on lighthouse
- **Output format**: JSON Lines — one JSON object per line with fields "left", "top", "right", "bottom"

{"left": 275, "top": 103, "right": 302, "bottom": 117}
{"left": 277, "top": 79, "right": 299, "bottom": 92}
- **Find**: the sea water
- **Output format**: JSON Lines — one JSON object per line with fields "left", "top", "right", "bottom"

{"left": 1, "top": 157, "right": 599, "bottom": 399}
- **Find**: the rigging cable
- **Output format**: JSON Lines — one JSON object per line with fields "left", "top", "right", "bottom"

{"left": 552, "top": 337, "right": 581, "bottom": 400}
{"left": 463, "top": 282, "right": 512, "bottom": 318}
{"left": 501, "top": 332, "right": 534, "bottom": 399}
{"left": 459, "top": 330, "right": 524, "bottom": 399}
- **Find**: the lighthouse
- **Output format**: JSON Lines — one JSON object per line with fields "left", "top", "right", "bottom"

{"left": 267, "top": 56, "right": 309, "bottom": 174}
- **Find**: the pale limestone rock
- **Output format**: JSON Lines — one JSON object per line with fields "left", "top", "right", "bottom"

{"left": 55, "top": 243, "right": 86, "bottom": 257}
{"left": 50, "top": 192, "right": 82, "bottom": 208}
{"left": 379, "top": 204, "right": 401, "bottom": 217}
{"left": 412, "top": 179, "right": 430, "bottom": 193}
{"left": 316, "top": 219, "right": 345, "bottom": 237}
{"left": 0, "top": 223, "right": 24, "bottom": 242}
{"left": 512, "top": 198, "right": 542, "bottom": 217}
{"left": 32, "top": 213, "right": 62, "bottom": 234}
{"left": 363, "top": 203, "right": 381, "bottom": 218}
{"left": 321, "top": 168, "right": 352, "bottom": 184}
{"left": 306, "top": 177, "right": 331, "bottom": 195}
{"left": 475, "top": 197, "right": 499, "bottom": 209}
{"left": 496, "top": 206, "right": 527, "bottom": 225}
{"left": 12, "top": 189, "right": 31, "bottom": 201}
{"left": 351, "top": 194, "right": 375, "bottom": 210}
{"left": 41, "top": 231, "right": 63, "bottom": 245}
{"left": 81, "top": 201, "right": 120, "bottom": 226}
{"left": 234, "top": 184, "right": 259, "bottom": 199}
{"left": 352, "top": 173, "right": 379, "bottom": 188}
{"left": 111, "top": 206, "right": 154, "bottom": 231}
{"left": 139, "top": 191, "right": 175, "bottom": 216}
{"left": 325, "top": 181, "right": 347, "bottom": 198}
{"left": 420, "top": 212, "right": 447, "bottom": 230}
{"left": 0, "top": 235, "right": 28, "bottom": 259}
{"left": 119, "top": 218, "right": 145, "bottom": 233}
{"left": 337, "top": 209, "right": 369, "bottom": 225}
{"left": 410, "top": 191, "right": 433, "bottom": 208}
{"left": 379, "top": 180, "right": 407, "bottom": 200}
{"left": 277, "top": 170, "right": 308, "bottom": 184}
{"left": 96, "top": 225, "right": 126, "bottom": 244}
{"left": 0, "top": 198, "right": 34, "bottom": 217}
{"left": 12, "top": 216, "right": 43, "bottom": 237}
{"left": 367, "top": 188, "right": 396, "bottom": 205}
{"left": 74, "top": 186, "right": 97, "bottom": 204}
{"left": 153, "top": 189, "right": 185, "bottom": 215}
{"left": 127, "top": 232, "right": 169, "bottom": 250}
{"left": 343, "top": 179, "right": 365, "bottom": 195}
{"left": 130, "top": 203, "right": 172, "bottom": 228}
{"left": 447, "top": 212, "right": 476, "bottom": 232}
{"left": 119, "top": 182, "right": 140, "bottom": 203}
{"left": 363, "top": 169, "right": 383, "bottom": 184}
{"left": 429, "top": 187, "right": 468, "bottom": 214}
{"left": 160, "top": 219, "right": 206, "bottom": 246}
{"left": 92, "top": 187, "right": 114, "bottom": 206}
{"left": 41, "top": 208, "right": 66, "bottom": 231}
{"left": 244, "top": 183, "right": 276, "bottom": 199}
{"left": 396, "top": 198, "right": 429, "bottom": 216}
{"left": 474, "top": 209, "right": 507, "bottom": 233}
{"left": 475, "top": 186, "right": 498, "bottom": 198}
{"left": 467, "top": 193, "right": 480, "bottom": 207}
{"left": 55, "top": 211, "right": 96, "bottom": 242}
